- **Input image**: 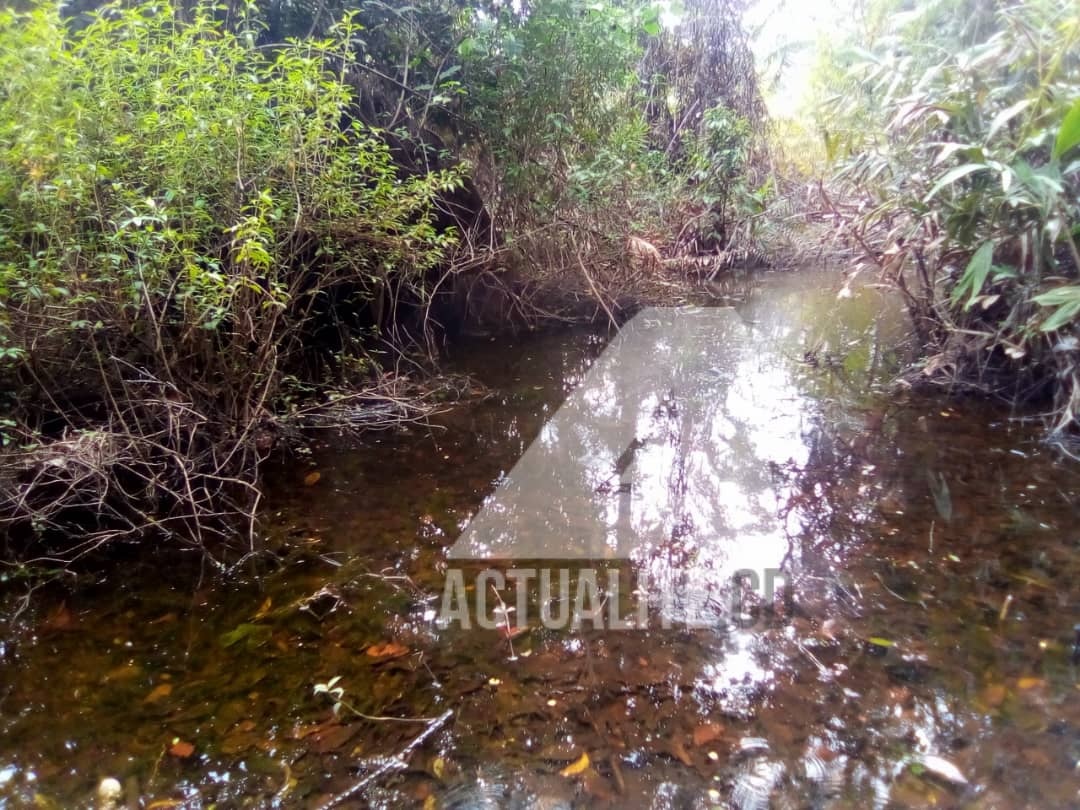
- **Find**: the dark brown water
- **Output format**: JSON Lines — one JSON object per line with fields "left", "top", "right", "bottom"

{"left": 3, "top": 269, "right": 1080, "bottom": 809}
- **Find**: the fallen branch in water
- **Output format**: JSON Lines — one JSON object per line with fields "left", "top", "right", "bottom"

{"left": 315, "top": 709, "right": 454, "bottom": 810}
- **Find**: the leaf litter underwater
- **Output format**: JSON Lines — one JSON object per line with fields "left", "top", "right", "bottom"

{"left": 4, "top": 269, "right": 1080, "bottom": 808}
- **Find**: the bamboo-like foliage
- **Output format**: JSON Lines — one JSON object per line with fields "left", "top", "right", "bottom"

{"left": 813, "top": 0, "right": 1080, "bottom": 435}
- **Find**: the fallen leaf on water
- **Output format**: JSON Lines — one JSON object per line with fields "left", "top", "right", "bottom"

{"left": 168, "top": 740, "right": 195, "bottom": 759}
{"left": 867, "top": 636, "right": 894, "bottom": 648}
{"left": 917, "top": 754, "right": 968, "bottom": 787}
{"left": 1017, "top": 676, "right": 1045, "bottom": 690}
{"left": 559, "top": 752, "right": 590, "bottom": 777}
{"left": 146, "top": 801, "right": 183, "bottom": 809}
{"left": 143, "top": 683, "right": 174, "bottom": 703}
{"left": 303, "top": 471, "right": 321, "bottom": 487}
{"left": 365, "top": 642, "right": 409, "bottom": 659}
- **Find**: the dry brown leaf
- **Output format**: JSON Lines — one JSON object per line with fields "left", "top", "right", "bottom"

{"left": 308, "top": 723, "right": 359, "bottom": 754}
{"left": 692, "top": 722, "right": 725, "bottom": 747}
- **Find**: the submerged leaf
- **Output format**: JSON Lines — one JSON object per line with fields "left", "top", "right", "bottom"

{"left": 559, "top": 752, "right": 590, "bottom": 777}
{"left": 168, "top": 740, "right": 196, "bottom": 758}
{"left": 916, "top": 754, "right": 968, "bottom": 787}
{"left": 143, "top": 683, "right": 174, "bottom": 703}
{"left": 365, "top": 641, "right": 410, "bottom": 659}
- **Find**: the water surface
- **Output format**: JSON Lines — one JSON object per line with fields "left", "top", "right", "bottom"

{"left": 3, "top": 269, "right": 1080, "bottom": 809}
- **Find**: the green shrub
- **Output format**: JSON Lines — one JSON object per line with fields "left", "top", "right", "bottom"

{"left": 0, "top": 1, "right": 459, "bottom": 557}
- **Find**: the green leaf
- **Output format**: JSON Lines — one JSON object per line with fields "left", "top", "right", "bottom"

{"left": 1033, "top": 285, "right": 1080, "bottom": 307}
{"left": 456, "top": 37, "right": 477, "bottom": 57}
{"left": 924, "top": 163, "right": 987, "bottom": 201}
{"left": 951, "top": 241, "right": 994, "bottom": 309}
{"left": 1040, "top": 301, "right": 1080, "bottom": 332}
{"left": 1033, "top": 286, "right": 1080, "bottom": 332}
{"left": 987, "top": 99, "right": 1031, "bottom": 142}
{"left": 1053, "top": 98, "right": 1080, "bottom": 160}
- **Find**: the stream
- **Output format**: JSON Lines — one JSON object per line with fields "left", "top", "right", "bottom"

{"left": 3, "top": 268, "right": 1080, "bottom": 808}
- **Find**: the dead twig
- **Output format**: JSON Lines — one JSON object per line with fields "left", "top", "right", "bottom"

{"left": 314, "top": 709, "right": 454, "bottom": 810}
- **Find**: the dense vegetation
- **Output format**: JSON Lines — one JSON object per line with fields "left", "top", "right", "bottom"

{"left": 0, "top": 0, "right": 765, "bottom": 564}
{"left": 784, "top": 0, "right": 1080, "bottom": 437}
{"left": 4, "top": 0, "right": 1075, "bottom": 567}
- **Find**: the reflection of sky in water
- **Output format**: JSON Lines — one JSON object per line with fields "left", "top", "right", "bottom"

{"left": 450, "top": 287, "right": 905, "bottom": 705}
{"left": 451, "top": 306, "right": 829, "bottom": 601}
